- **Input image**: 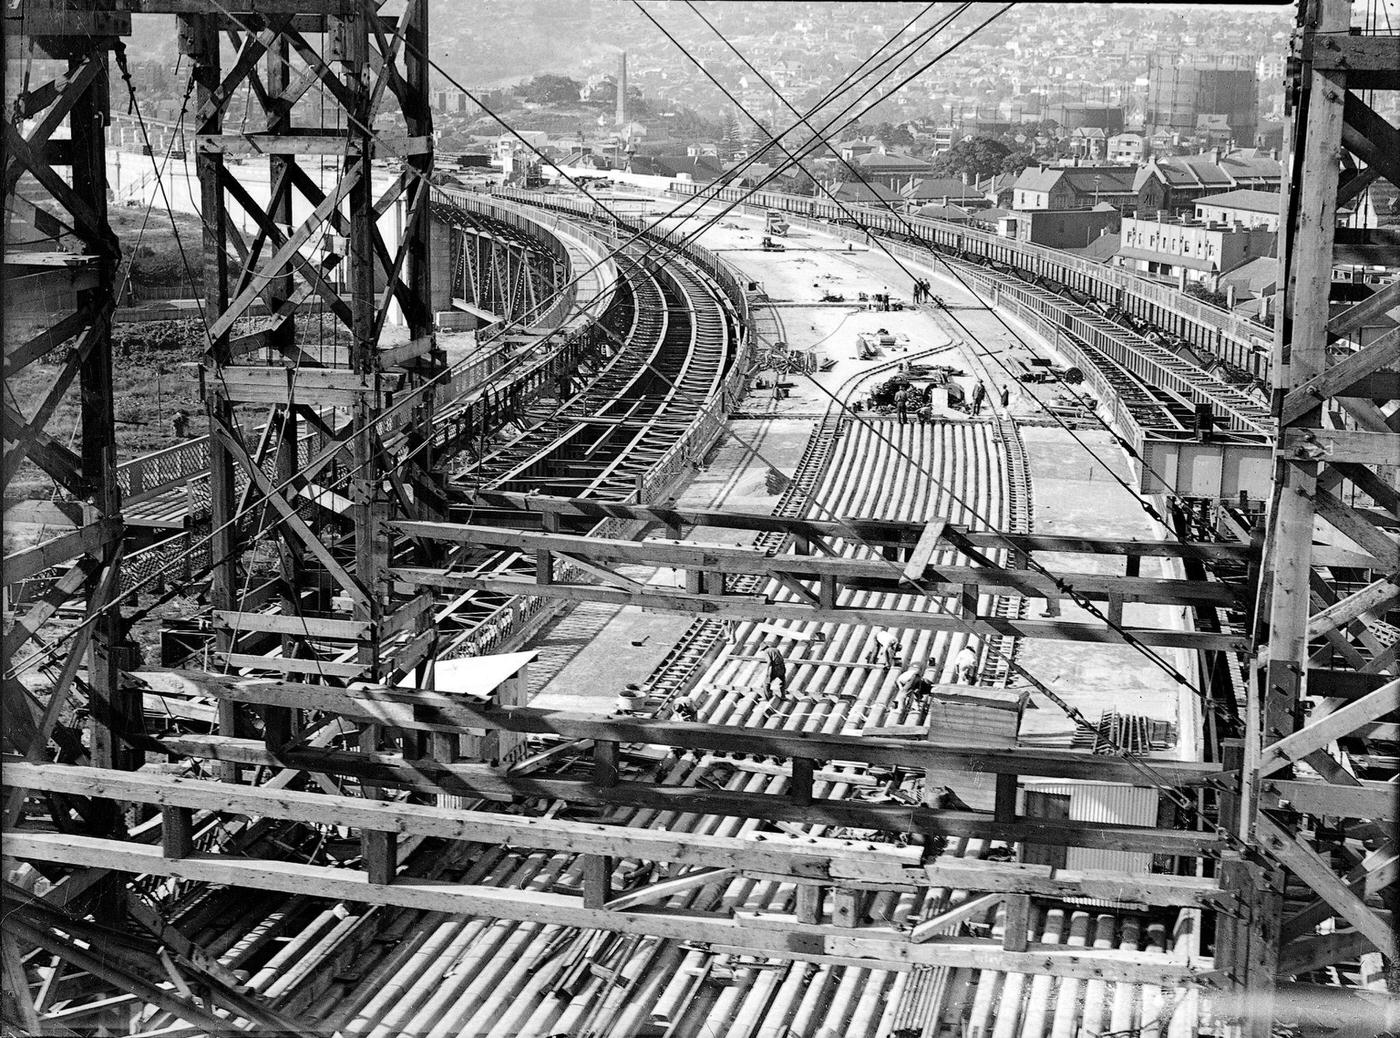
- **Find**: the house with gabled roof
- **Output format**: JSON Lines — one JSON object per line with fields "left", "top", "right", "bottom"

{"left": 1011, "top": 164, "right": 1138, "bottom": 211}
{"left": 1134, "top": 149, "right": 1282, "bottom": 213}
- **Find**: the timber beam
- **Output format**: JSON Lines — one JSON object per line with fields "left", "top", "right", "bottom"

{"left": 4, "top": 761, "right": 1229, "bottom": 908}
{"left": 393, "top": 567, "right": 1244, "bottom": 651}
{"left": 458, "top": 492, "right": 1256, "bottom": 562}
{"left": 145, "top": 669, "right": 1231, "bottom": 788}
{"left": 6, "top": 832, "right": 1215, "bottom": 986}
{"left": 139, "top": 737, "right": 1229, "bottom": 858}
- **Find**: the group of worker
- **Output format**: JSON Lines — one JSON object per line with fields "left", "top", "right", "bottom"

{"left": 892, "top": 380, "right": 1010, "bottom": 424}
{"left": 759, "top": 629, "right": 980, "bottom": 704}
{"left": 911, "top": 278, "right": 934, "bottom": 304}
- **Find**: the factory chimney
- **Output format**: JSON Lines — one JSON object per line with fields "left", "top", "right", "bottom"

{"left": 616, "top": 50, "right": 627, "bottom": 127}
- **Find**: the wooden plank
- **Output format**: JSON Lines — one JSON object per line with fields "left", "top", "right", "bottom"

{"left": 910, "top": 892, "right": 1002, "bottom": 943}
{"left": 1277, "top": 928, "right": 1380, "bottom": 976}
{"left": 212, "top": 610, "right": 371, "bottom": 640}
{"left": 1327, "top": 273, "right": 1400, "bottom": 342}
{"left": 162, "top": 806, "right": 195, "bottom": 859}
{"left": 1313, "top": 490, "right": 1400, "bottom": 570}
{"left": 1002, "top": 894, "right": 1031, "bottom": 952}
{"left": 1263, "top": 778, "right": 1398, "bottom": 820}
{"left": 1, "top": 520, "right": 119, "bottom": 584}
{"left": 393, "top": 571, "right": 1243, "bottom": 651}
{"left": 380, "top": 335, "right": 434, "bottom": 368}
{"left": 141, "top": 739, "right": 1227, "bottom": 857}
{"left": 604, "top": 868, "right": 735, "bottom": 912}
{"left": 903, "top": 518, "right": 947, "bottom": 582}
{"left": 1256, "top": 816, "right": 1397, "bottom": 958}
{"left": 391, "top": 524, "right": 1236, "bottom": 606}
{"left": 1306, "top": 576, "right": 1400, "bottom": 641}
{"left": 1279, "top": 428, "right": 1400, "bottom": 466}
{"left": 215, "top": 653, "right": 367, "bottom": 678}
{"left": 459, "top": 493, "right": 1252, "bottom": 561}
{"left": 7, "top": 832, "right": 1205, "bottom": 985}
{"left": 1280, "top": 332, "right": 1400, "bottom": 425}
{"left": 1258, "top": 679, "right": 1400, "bottom": 775}
{"left": 159, "top": 670, "right": 1227, "bottom": 786}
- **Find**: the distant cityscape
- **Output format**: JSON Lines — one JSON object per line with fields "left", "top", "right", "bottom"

{"left": 109, "top": 1, "right": 1399, "bottom": 328}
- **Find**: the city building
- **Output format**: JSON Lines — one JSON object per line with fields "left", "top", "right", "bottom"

{"left": 1047, "top": 102, "right": 1125, "bottom": 133}
{"left": 1012, "top": 163, "right": 1138, "bottom": 211}
{"left": 1146, "top": 53, "right": 1259, "bottom": 145}
{"left": 1134, "top": 149, "right": 1282, "bottom": 212}
{"left": 1068, "top": 126, "right": 1109, "bottom": 160}
{"left": 1108, "top": 132, "right": 1147, "bottom": 164}
{"left": 853, "top": 150, "right": 934, "bottom": 188}
{"left": 998, "top": 204, "right": 1124, "bottom": 249}
{"left": 1116, "top": 212, "right": 1276, "bottom": 286}
{"left": 1193, "top": 189, "right": 1283, "bottom": 230}
{"left": 902, "top": 177, "right": 992, "bottom": 208}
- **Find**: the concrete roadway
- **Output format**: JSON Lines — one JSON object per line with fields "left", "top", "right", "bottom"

{"left": 527, "top": 203, "right": 1199, "bottom": 762}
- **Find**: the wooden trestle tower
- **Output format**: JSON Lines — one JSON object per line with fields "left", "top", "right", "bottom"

{"left": 1, "top": 0, "right": 1396, "bottom": 1034}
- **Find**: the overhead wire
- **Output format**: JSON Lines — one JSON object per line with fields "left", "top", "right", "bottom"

{"left": 625, "top": 2, "right": 1252, "bottom": 832}
{"left": 673, "top": 0, "right": 1213, "bottom": 542}
{"left": 638, "top": 1, "right": 1227, "bottom": 715}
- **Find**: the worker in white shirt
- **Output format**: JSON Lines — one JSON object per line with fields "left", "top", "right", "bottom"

{"left": 955, "top": 643, "right": 980, "bottom": 684}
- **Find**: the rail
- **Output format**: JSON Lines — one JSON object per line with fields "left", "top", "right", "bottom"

{"left": 433, "top": 190, "right": 756, "bottom": 661}
{"left": 669, "top": 182, "right": 1275, "bottom": 382}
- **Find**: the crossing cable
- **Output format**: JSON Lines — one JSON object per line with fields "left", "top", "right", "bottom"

{"left": 662, "top": 1, "right": 1205, "bottom": 546}
{"left": 643, "top": 362, "right": 1250, "bottom": 855}
{"left": 1, "top": 5, "right": 1052, "bottom": 678}
{"left": 633, "top": 6, "right": 1232, "bottom": 719}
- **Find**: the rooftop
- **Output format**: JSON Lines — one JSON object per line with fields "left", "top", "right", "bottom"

{"left": 1194, "top": 189, "right": 1284, "bottom": 213}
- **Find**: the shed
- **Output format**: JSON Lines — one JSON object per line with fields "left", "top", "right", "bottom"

{"left": 1019, "top": 779, "right": 1160, "bottom": 905}
{"left": 922, "top": 685, "right": 1029, "bottom": 747}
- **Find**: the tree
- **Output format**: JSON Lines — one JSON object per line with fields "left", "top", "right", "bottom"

{"left": 874, "top": 122, "right": 915, "bottom": 148}
{"left": 517, "top": 74, "right": 581, "bottom": 105}
{"left": 999, "top": 150, "right": 1034, "bottom": 176}
{"left": 928, "top": 135, "right": 1012, "bottom": 181}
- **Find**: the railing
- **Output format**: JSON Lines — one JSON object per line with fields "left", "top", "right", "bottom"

{"left": 667, "top": 182, "right": 1274, "bottom": 382}
{"left": 433, "top": 188, "right": 755, "bottom": 661}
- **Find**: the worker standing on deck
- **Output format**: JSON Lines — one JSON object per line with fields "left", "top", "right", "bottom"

{"left": 764, "top": 638, "right": 790, "bottom": 699}
{"left": 893, "top": 386, "right": 909, "bottom": 425}
{"left": 971, "top": 381, "right": 987, "bottom": 416}
{"left": 1000, "top": 384, "right": 1010, "bottom": 410}
{"left": 955, "top": 642, "right": 980, "bottom": 684}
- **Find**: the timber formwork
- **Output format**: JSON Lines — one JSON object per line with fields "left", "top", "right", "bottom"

{"left": 1225, "top": 0, "right": 1400, "bottom": 1033}
{"left": 3, "top": 2, "right": 133, "bottom": 859}
{"left": 2, "top": 2, "right": 1397, "bottom": 1035}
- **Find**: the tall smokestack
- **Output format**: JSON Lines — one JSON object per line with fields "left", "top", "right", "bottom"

{"left": 616, "top": 50, "right": 627, "bottom": 127}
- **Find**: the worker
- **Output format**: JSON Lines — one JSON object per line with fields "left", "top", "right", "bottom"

{"left": 893, "top": 386, "right": 909, "bottom": 425}
{"left": 670, "top": 695, "right": 698, "bottom": 722}
{"left": 900, "top": 664, "right": 939, "bottom": 716}
{"left": 894, "top": 663, "right": 923, "bottom": 707}
{"left": 764, "top": 638, "right": 790, "bottom": 699}
{"left": 866, "top": 628, "right": 901, "bottom": 670}
{"left": 955, "top": 643, "right": 980, "bottom": 684}
{"left": 971, "top": 381, "right": 987, "bottom": 416}
{"left": 1000, "top": 384, "right": 1011, "bottom": 409}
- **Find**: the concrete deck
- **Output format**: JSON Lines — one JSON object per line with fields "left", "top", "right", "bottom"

{"left": 525, "top": 208, "right": 1200, "bottom": 764}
